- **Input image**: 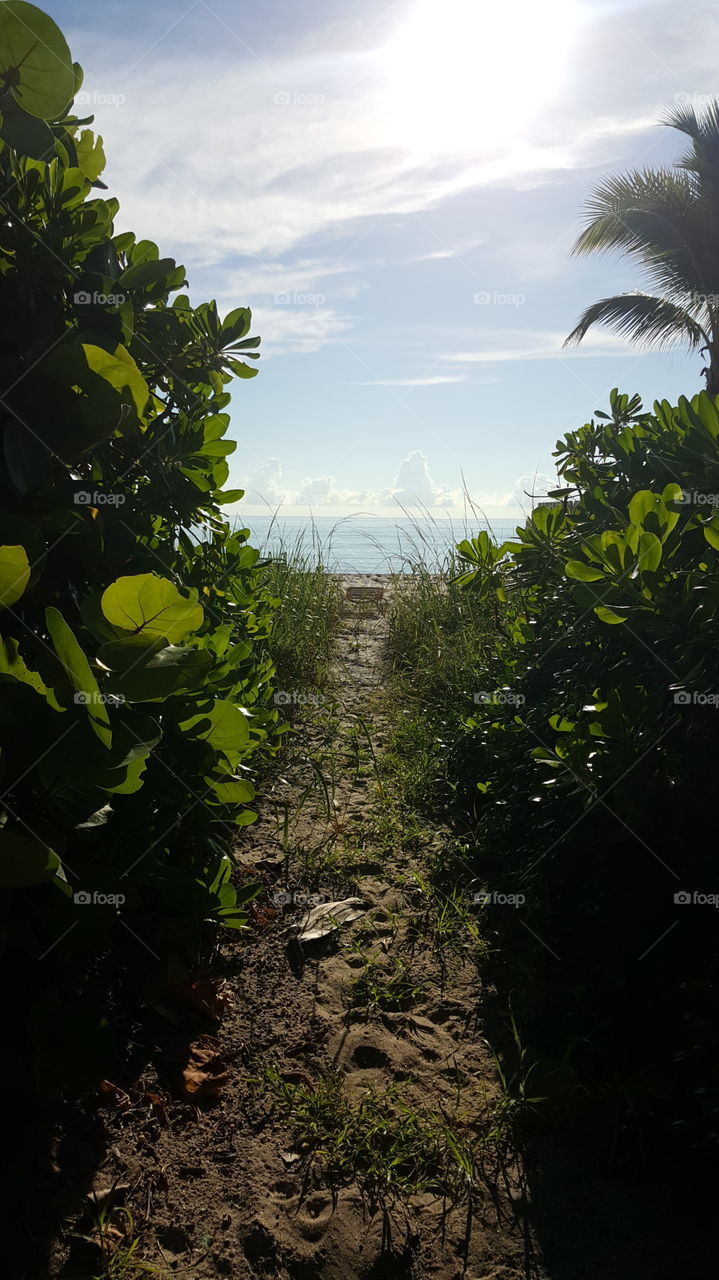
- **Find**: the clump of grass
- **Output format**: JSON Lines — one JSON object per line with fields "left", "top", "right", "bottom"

{"left": 70, "top": 1205, "right": 168, "bottom": 1279}
{"left": 405, "top": 868, "right": 486, "bottom": 957}
{"left": 256, "top": 520, "right": 344, "bottom": 695}
{"left": 383, "top": 547, "right": 503, "bottom": 813}
{"left": 262, "top": 1067, "right": 477, "bottom": 1207}
{"left": 488, "top": 1012, "right": 546, "bottom": 1140}
{"left": 348, "top": 954, "right": 425, "bottom": 1013}
{"left": 387, "top": 553, "right": 499, "bottom": 704}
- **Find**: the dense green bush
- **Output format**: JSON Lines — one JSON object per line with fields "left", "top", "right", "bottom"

{"left": 0, "top": 2, "right": 282, "bottom": 991}
{"left": 454, "top": 388, "right": 719, "bottom": 1148}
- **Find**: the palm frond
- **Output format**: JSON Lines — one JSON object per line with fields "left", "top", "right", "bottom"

{"left": 661, "top": 98, "right": 719, "bottom": 178}
{"left": 564, "top": 293, "right": 709, "bottom": 352}
{"left": 571, "top": 167, "right": 716, "bottom": 296}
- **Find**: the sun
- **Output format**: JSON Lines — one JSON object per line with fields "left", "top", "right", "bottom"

{"left": 378, "top": 0, "right": 582, "bottom": 154}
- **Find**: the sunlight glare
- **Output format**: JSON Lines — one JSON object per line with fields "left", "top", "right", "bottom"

{"left": 379, "top": 0, "right": 581, "bottom": 153}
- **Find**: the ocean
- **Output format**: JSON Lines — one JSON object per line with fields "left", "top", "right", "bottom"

{"left": 236, "top": 514, "right": 521, "bottom": 574}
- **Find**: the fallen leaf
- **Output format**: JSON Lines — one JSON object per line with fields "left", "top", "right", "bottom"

{"left": 86, "top": 1182, "right": 130, "bottom": 1209}
{"left": 160, "top": 974, "right": 232, "bottom": 1025}
{"left": 98, "top": 1079, "right": 131, "bottom": 1110}
{"left": 180, "top": 1035, "right": 228, "bottom": 1098}
{"left": 142, "top": 1090, "right": 169, "bottom": 1123}
{"left": 297, "top": 897, "right": 366, "bottom": 942}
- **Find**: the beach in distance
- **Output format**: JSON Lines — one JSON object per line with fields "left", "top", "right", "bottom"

{"left": 241, "top": 513, "right": 520, "bottom": 573}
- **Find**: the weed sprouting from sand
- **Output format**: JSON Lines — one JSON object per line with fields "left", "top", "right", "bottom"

{"left": 261, "top": 1067, "right": 478, "bottom": 1208}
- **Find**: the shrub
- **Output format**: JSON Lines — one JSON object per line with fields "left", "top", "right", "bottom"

{"left": 453, "top": 388, "right": 719, "bottom": 1148}
{"left": 0, "top": 2, "right": 282, "bottom": 1003}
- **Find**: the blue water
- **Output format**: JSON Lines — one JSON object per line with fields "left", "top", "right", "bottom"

{"left": 236, "top": 514, "right": 521, "bottom": 574}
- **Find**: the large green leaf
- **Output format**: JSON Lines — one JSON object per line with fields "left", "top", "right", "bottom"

{"left": 46, "top": 606, "right": 111, "bottom": 748}
{"left": 101, "top": 574, "right": 204, "bottom": 643}
{"left": 99, "top": 639, "right": 212, "bottom": 702}
{"left": 0, "top": 1, "right": 74, "bottom": 119}
{"left": 120, "top": 258, "right": 183, "bottom": 290}
{"left": 75, "top": 128, "right": 105, "bottom": 181}
{"left": 82, "top": 343, "right": 149, "bottom": 422}
{"left": 0, "top": 634, "right": 46, "bottom": 696}
{"left": 42, "top": 341, "right": 150, "bottom": 445}
{"left": 0, "top": 96, "right": 54, "bottom": 157}
{"left": 0, "top": 544, "right": 30, "bottom": 608}
{"left": 565, "top": 559, "right": 605, "bottom": 582}
{"left": 595, "top": 605, "right": 628, "bottom": 624}
{"left": 636, "top": 530, "right": 662, "bottom": 572}
{"left": 703, "top": 519, "right": 719, "bottom": 552}
{"left": 220, "top": 306, "right": 251, "bottom": 344}
{"left": 206, "top": 777, "right": 255, "bottom": 805}
{"left": 179, "top": 699, "right": 249, "bottom": 754}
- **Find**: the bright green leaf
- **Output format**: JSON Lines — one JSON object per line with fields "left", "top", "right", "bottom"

{"left": 101, "top": 574, "right": 204, "bottom": 643}
{"left": 0, "top": 544, "right": 30, "bottom": 608}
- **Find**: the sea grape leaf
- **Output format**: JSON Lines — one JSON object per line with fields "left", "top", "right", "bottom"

{"left": 101, "top": 574, "right": 204, "bottom": 643}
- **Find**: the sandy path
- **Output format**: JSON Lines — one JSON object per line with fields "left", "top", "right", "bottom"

{"left": 63, "top": 579, "right": 542, "bottom": 1280}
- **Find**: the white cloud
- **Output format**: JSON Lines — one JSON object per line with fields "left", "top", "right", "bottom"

{"left": 250, "top": 305, "right": 354, "bottom": 355}
{"left": 242, "top": 450, "right": 462, "bottom": 512}
{"left": 350, "top": 375, "right": 467, "bottom": 386}
{"left": 386, "top": 450, "right": 457, "bottom": 507}
{"left": 88, "top": 24, "right": 659, "bottom": 273}
{"left": 446, "top": 329, "right": 637, "bottom": 364}
{"left": 215, "top": 257, "right": 364, "bottom": 300}
{"left": 245, "top": 458, "right": 286, "bottom": 506}
{"left": 240, "top": 454, "right": 560, "bottom": 518}
{"left": 409, "top": 237, "right": 485, "bottom": 263}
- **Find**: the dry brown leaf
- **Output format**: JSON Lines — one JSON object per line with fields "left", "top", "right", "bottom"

{"left": 142, "top": 1090, "right": 169, "bottom": 1123}
{"left": 162, "top": 974, "right": 232, "bottom": 1024}
{"left": 98, "top": 1079, "right": 131, "bottom": 1110}
{"left": 180, "top": 1034, "right": 229, "bottom": 1098}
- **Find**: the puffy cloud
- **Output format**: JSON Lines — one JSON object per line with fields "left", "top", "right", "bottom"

{"left": 385, "top": 450, "right": 458, "bottom": 507}
{"left": 245, "top": 458, "right": 286, "bottom": 506}
{"left": 241, "top": 454, "right": 556, "bottom": 518}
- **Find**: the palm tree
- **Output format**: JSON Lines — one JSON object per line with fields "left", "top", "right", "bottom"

{"left": 565, "top": 99, "right": 719, "bottom": 396}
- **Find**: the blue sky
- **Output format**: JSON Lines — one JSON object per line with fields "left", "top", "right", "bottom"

{"left": 53, "top": 0, "right": 718, "bottom": 516}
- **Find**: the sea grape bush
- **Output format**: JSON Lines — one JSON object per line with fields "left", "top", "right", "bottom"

{"left": 456, "top": 387, "right": 719, "bottom": 1146}
{"left": 0, "top": 2, "right": 282, "bottom": 972}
